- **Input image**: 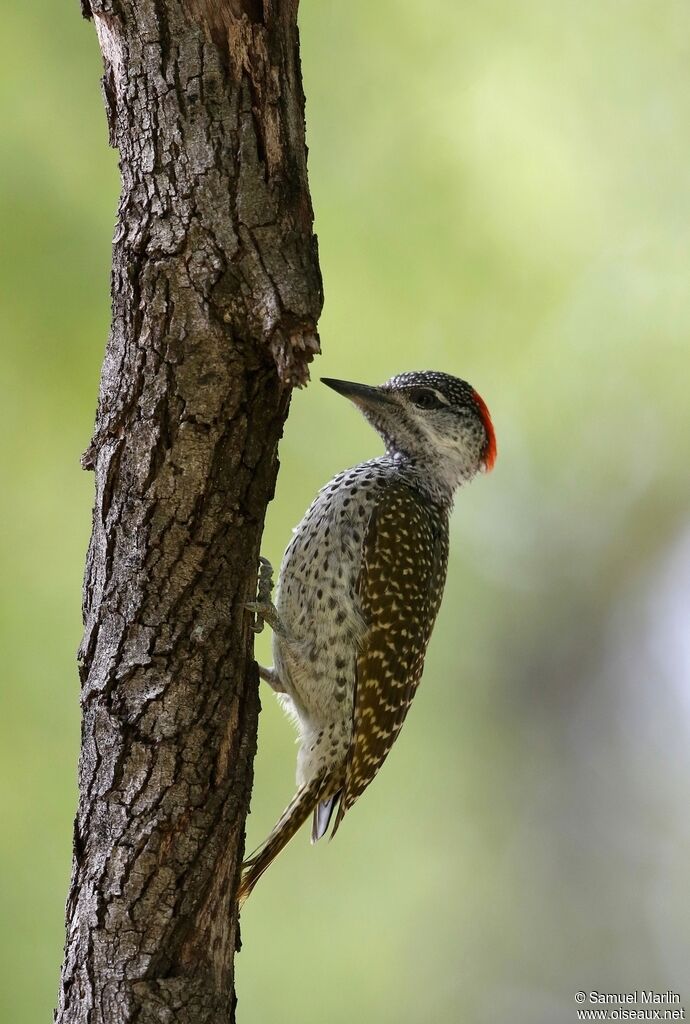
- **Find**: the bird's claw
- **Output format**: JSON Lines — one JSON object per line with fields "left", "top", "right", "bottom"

{"left": 246, "top": 600, "right": 267, "bottom": 634}
{"left": 256, "top": 556, "right": 274, "bottom": 604}
{"left": 247, "top": 557, "right": 278, "bottom": 634}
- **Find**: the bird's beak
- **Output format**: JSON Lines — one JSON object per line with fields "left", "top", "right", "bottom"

{"left": 321, "top": 378, "right": 391, "bottom": 412}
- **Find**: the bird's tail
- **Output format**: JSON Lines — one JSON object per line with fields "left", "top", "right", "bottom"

{"left": 237, "top": 773, "right": 335, "bottom": 905}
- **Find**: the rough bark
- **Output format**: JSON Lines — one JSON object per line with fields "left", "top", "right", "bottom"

{"left": 56, "top": 1, "right": 322, "bottom": 1021}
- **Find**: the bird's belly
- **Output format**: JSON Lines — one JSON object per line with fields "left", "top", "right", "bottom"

{"left": 272, "top": 502, "right": 369, "bottom": 734}
{"left": 273, "top": 576, "right": 361, "bottom": 728}
{"left": 273, "top": 574, "right": 361, "bottom": 788}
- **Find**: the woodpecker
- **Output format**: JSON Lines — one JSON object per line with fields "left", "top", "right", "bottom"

{"left": 239, "top": 370, "right": 496, "bottom": 902}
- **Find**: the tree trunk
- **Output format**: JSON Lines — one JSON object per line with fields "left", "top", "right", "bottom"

{"left": 56, "top": 1, "right": 321, "bottom": 1021}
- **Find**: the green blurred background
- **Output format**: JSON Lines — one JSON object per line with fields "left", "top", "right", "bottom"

{"left": 2, "top": 2, "right": 690, "bottom": 1021}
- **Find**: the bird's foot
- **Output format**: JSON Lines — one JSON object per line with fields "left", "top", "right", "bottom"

{"left": 256, "top": 556, "right": 274, "bottom": 604}
{"left": 246, "top": 557, "right": 287, "bottom": 636}
{"left": 258, "top": 664, "right": 287, "bottom": 694}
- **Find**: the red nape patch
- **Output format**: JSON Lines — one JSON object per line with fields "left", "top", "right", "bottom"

{"left": 471, "top": 388, "right": 497, "bottom": 471}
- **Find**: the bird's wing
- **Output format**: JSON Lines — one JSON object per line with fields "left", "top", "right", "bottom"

{"left": 331, "top": 482, "right": 449, "bottom": 835}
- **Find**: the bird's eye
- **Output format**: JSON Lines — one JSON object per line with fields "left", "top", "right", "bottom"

{"left": 410, "top": 388, "right": 443, "bottom": 410}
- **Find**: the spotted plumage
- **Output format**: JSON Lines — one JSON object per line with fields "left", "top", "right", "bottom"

{"left": 332, "top": 482, "right": 449, "bottom": 833}
{"left": 239, "top": 370, "right": 495, "bottom": 903}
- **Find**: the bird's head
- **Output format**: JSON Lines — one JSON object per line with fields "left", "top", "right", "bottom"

{"left": 322, "top": 370, "right": 496, "bottom": 498}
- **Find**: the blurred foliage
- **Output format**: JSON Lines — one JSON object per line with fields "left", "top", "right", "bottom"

{"left": 2, "top": 2, "right": 689, "bottom": 1022}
